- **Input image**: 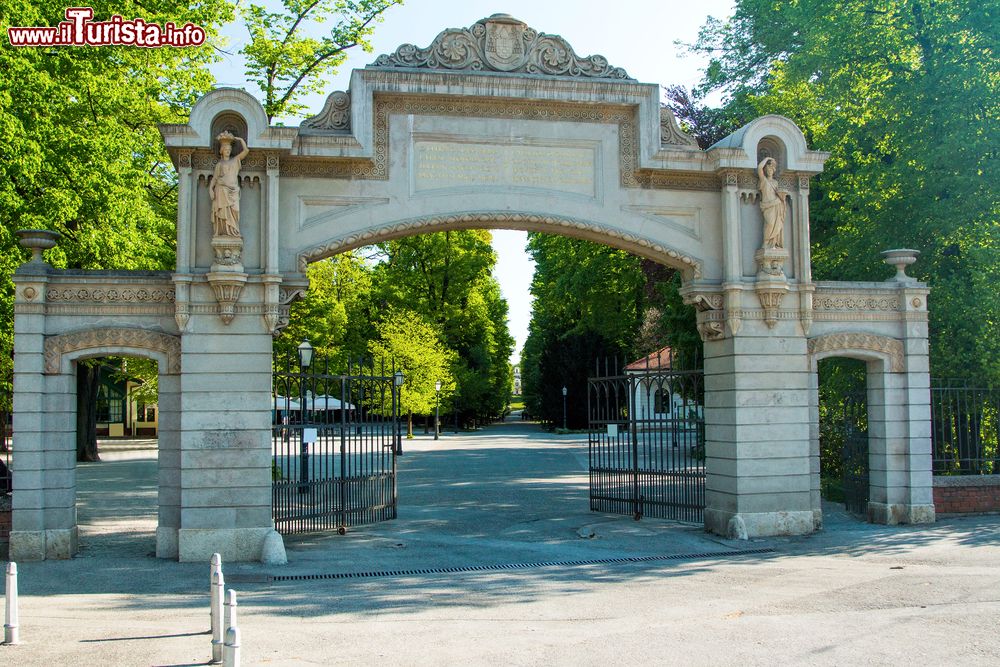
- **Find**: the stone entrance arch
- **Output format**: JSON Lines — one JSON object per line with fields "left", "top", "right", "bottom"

{"left": 11, "top": 15, "right": 934, "bottom": 561}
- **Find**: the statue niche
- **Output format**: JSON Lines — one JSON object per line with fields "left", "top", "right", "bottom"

{"left": 753, "top": 156, "right": 792, "bottom": 328}
{"left": 754, "top": 156, "right": 790, "bottom": 278}
{"left": 205, "top": 130, "right": 250, "bottom": 324}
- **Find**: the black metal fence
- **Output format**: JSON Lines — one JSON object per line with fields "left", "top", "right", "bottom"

{"left": 272, "top": 355, "right": 399, "bottom": 535}
{"left": 588, "top": 354, "right": 705, "bottom": 523}
{"left": 932, "top": 380, "right": 1000, "bottom": 476}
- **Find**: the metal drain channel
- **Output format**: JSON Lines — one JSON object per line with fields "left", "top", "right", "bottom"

{"left": 270, "top": 547, "right": 775, "bottom": 582}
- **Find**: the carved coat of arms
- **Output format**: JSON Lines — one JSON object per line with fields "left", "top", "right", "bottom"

{"left": 484, "top": 17, "right": 526, "bottom": 71}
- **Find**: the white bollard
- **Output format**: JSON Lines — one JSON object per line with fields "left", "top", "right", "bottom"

{"left": 223, "top": 589, "right": 239, "bottom": 667}
{"left": 211, "top": 558, "right": 225, "bottom": 663}
{"left": 4, "top": 562, "right": 19, "bottom": 645}
{"left": 223, "top": 626, "right": 241, "bottom": 667}
{"left": 223, "top": 589, "right": 238, "bottom": 640}
{"left": 210, "top": 553, "right": 221, "bottom": 632}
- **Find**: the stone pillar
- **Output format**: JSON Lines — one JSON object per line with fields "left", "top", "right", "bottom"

{"left": 176, "top": 150, "right": 194, "bottom": 274}
{"left": 176, "top": 294, "right": 276, "bottom": 562}
{"left": 867, "top": 283, "right": 934, "bottom": 524}
{"left": 703, "top": 323, "right": 815, "bottom": 538}
{"left": 10, "top": 263, "right": 79, "bottom": 560}
{"left": 795, "top": 176, "right": 814, "bottom": 336}
{"left": 900, "top": 284, "right": 935, "bottom": 522}
{"left": 156, "top": 371, "right": 181, "bottom": 558}
{"left": 807, "top": 363, "right": 822, "bottom": 526}
{"left": 720, "top": 171, "right": 743, "bottom": 336}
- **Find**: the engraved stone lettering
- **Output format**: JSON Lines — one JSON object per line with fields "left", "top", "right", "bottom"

{"left": 413, "top": 141, "right": 595, "bottom": 196}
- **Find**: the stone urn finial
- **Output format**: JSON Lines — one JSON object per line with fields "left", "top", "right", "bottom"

{"left": 16, "top": 229, "right": 61, "bottom": 264}
{"left": 881, "top": 248, "right": 920, "bottom": 282}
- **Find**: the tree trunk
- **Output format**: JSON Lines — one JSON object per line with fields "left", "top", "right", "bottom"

{"left": 407, "top": 411, "right": 413, "bottom": 437}
{"left": 76, "top": 363, "right": 101, "bottom": 462}
{"left": 424, "top": 414, "right": 429, "bottom": 434}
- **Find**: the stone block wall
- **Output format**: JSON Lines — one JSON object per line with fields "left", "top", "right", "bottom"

{"left": 933, "top": 476, "right": 1000, "bottom": 515}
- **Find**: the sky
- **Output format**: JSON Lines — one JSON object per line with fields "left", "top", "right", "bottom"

{"left": 209, "top": 0, "right": 736, "bottom": 363}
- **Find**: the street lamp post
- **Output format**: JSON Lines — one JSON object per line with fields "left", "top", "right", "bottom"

{"left": 393, "top": 370, "right": 404, "bottom": 455}
{"left": 297, "top": 340, "right": 313, "bottom": 494}
{"left": 562, "top": 385, "right": 568, "bottom": 430}
{"left": 434, "top": 380, "right": 441, "bottom": 441}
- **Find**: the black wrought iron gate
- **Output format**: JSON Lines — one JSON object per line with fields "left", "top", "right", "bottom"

{"left": 838, "top": 392, "right": 870, "bottom": 517}
{"left": 588, "top": 356, "right": 705, "bottom": 523}
{"left": 272, "top": 356, "right": 399, "bottom": 535}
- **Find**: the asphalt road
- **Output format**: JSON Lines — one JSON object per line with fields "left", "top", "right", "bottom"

{"left": 4, "top": 421, "right": 1000, "bottom": 665}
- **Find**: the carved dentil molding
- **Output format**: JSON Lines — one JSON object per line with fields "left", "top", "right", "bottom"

{"left": 807, "top": 333, "right": 905, "bottom": 372}
{"left": 296, "top": 212, "right": 703, "bottom": 279}
{"left": 44, "top": 328, "right": 181, "bottom": 375}
{"left": 370, "top": 14, "right": 633, "bottom": 80}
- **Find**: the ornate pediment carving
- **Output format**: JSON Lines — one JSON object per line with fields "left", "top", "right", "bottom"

{"left": 301, "top": 91, "right": 351, "bottom": 134}
{"left": 660, "top": 107, "right": 698, "bottom": 147}
{"left": 369, "top": 14, "right": 633, "bottom": 80}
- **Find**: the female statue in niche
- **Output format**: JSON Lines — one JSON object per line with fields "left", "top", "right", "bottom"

{"left": 210, "top": 131, "right": 250, "bottom": 238}
{"left": 757, "top": 157, "right": 788, "bottom": 249}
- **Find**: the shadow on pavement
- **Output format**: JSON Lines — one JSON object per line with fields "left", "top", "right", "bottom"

{"left": 14, "top": 422, "right": 999, "bottom": 622}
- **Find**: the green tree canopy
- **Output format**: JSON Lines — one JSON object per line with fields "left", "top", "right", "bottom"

{"left": 241, "top": 0, "right": 403, "bottom": 121}
{"left": 371, "top": 231, "right": 514, "bottom": 422}
{"left": 0, "top": 0, "right": 233, "bottom": 384}
{"left": 368, "top": 308, "right": 455, "bottom": 430}
{"left": 690, "top": 0, "right": 1000, "bottom": 382}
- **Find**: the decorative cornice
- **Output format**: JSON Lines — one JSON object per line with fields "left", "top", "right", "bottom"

{"left": 44, "top": 328, "right": 181, "bottom": 375}
{"left": 813, "top": 294, "right": 900, "bottom": 312}
{"left": 636, "top": 171, "right": 720, "bottom": 191}
{"left": 192, "top": 151, "right": 268, "bottom": 171}
{"left": 43, "top": 304, "right": 174, "bottom": 317}
{"left": 45, "top": 286, "right": 175, "bottom": 303}
{"left": 296, "top": 211, "right": 703, "bottom": 278}
{"left": 369, "top": 14, "right": 633, "bottom": 80}
{"left": 808, "top": 333, "right": 905, "bottom": 372}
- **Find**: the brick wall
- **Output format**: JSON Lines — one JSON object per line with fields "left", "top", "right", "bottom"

{"left": 933, "top": 476, "right": 1000, "bottom": 515}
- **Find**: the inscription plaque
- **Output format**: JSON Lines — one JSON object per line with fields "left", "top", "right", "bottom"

{"left": 413, "top": 140, "right": 597, "bottom": 197}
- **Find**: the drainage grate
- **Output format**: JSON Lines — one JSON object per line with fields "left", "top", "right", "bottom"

{"left": 270, "top": 547, "right": 775, "bottom": 582}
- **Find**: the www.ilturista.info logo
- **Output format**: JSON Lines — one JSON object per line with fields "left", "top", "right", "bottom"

{"left": 7, "top": 7, "right": 206, "bottom": 47}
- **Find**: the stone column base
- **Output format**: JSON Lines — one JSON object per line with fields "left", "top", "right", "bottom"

{"left": 9, "top": 527, "right": 78, "bottom": 561}
{"left": 705, "top": 509, "right": 815, "bottom": 538}
{"left": 156, "top": 526, "right": 179, "bottom": 559}
{"left": 178, "top": 527, "right": 277, "bottom": 563}
{"left": 868, "top": 502, "right": 936, "bottom": 525}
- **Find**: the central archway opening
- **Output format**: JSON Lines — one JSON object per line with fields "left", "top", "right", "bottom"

{"left": 273, "top": 223, "right": 704, "bottom": 548}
